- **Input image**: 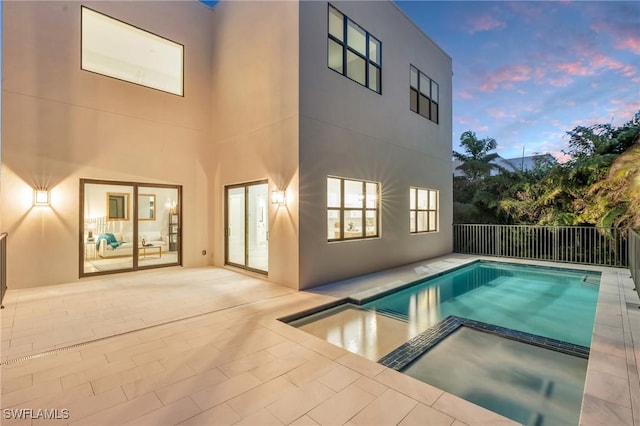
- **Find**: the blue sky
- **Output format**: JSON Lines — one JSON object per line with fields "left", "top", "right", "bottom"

{"left": 203, "top": 1, "right": 639, "bottom": 160}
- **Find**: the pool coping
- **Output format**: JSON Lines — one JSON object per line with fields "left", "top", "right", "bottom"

{"left": 290, "top": 254, "right": 640, "bottom": 426}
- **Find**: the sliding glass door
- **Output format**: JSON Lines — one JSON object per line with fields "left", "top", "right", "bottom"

{"left": 225, "top": 181, "right": 269, "bottom": 274}
{"left": 80, "top": 179, "right": 181, "bottom": 277}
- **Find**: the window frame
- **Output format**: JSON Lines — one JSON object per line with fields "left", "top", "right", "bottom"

{"left": 81, "top": 6, "right": 185, "bottom": 96}
{"left": 328, "top": 176, "right": 380, "bottom": 242}
{"left": 410, "top": 65, "right": 439, "bottom": 123}
{"left": 327, "top": 4, "right": 382, "bottom": 94}
{"left": 409, "top": 187, "right": 439, "bottom": 234}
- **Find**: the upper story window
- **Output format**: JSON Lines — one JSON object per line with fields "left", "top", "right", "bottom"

{"left": 410, "top": 187, "right": 438, "bottom": 233}
{"left": 410, "top": 65, "right": 438, "bottom": 123}
{"left": 328, "top": 177, "right": 380, "bottom": 241}
{"left": 81, "top": 7, "right": 184, "bottom": 96}
{"left": 328, "top": 5, "right": 381, "bottom": 94}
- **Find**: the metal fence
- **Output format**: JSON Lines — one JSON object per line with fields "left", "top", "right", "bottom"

{"left": 453, "top": 224, "right": 628, "bottom": 267}
{"left": 630, "top": 230, "right": 639, "bottom": 298}
{"left": 1, "top": 233, "right": 7, "bottom": 309}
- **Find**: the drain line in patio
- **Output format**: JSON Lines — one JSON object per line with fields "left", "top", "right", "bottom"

{"left": 1, "top": 293, "right": 291, "bottom": 366}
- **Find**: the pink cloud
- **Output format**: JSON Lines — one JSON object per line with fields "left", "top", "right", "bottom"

{"left": 548, "top": 75, "right": 574, "bottom": 87}
{"left": 615, "top": 37, "right": 640, "bottom": 55}
{"left": 486, "top": 108, "right": 516, "bottom": 119}
{"left": 456, "top": 115, "right": 489, "bottom": 132}
{"left": 556, "top": 61, "right": 592, "bottom": 76}
{"left": 591, "top": 18, "right": 640, "bottom": 55}
{"left": 590, "top": 53, "right": 638, "bottom": 78}
{"left": 480, "top": 64, "right": 532, "bottom": 91}
{"left": 457, "top": 90, "right": 476, "bottom": 100}
{"left": 608, "top": 99, "right": 640, "bottom": 125}
{"left": 467, "top": 15, "right": 506, "bottom": 34}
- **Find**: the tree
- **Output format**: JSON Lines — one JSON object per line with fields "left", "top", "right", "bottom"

{"left": 453, "top": 131, "right": 503, "bottom": 182}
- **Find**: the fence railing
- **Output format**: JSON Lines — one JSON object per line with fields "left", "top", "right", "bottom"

{"left": 630, "top": 230, "right": 639, "bottom": 298}
{"left": 1, "top": 232, "right": 7, "bottom": 309}
{"left": 453, "top": 224, "right": 628, "bottom": 267}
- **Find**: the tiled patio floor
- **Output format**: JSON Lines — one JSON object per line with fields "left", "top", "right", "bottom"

{"left": 0, "top": 255, "right": 638, "bottom": 425}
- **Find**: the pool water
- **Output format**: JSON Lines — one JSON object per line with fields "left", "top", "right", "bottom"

{"left": 363, "top": 261, "right": 600, "bottom": 347}
{"left": 403, "top": 327, "right": 588, "bottom": 426}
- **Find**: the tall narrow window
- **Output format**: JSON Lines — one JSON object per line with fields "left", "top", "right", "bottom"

{"left": 81, "top": 6, "right": 184, "bottom": 96}
{"left": 410, "top": 187, "right": 438, "bottom": 233}
{"left": 328, "top": 5, "right": 381, "bottom": 93}
{"left": 328, "top": 177, "right": 380, "bottom": 241}
{"left": 410, "top": 65, "right": 439, "bottom": 123}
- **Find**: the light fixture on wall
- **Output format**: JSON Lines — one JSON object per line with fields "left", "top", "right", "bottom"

{"left": 271, "top": 189, "right": 286, "bottom": 206}
{"left": 86, "top": 222, "right": 96, "bottom": 242}
{"left": 33, "top": 188, "right": 50, "bottom": 206}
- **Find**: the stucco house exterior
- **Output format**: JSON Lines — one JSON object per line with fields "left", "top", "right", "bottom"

{"left": 1, "top": 0, "right": 452, "bottom": 290}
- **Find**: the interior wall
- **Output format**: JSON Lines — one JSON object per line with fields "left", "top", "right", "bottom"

{"left": 298, "top": 1, "right": 453, "bottom": 289}
{"left": 209, "top": 1, "right": 300, "bottom": 289}
{"left": 1, "top": 0, "right": 213, "bottom": 288}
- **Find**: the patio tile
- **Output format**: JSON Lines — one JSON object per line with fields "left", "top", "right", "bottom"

{"left": 307, "top": 383, "right": 376, "bottom": 426}
{"left": 218, "top": 349, "right": 277, "bottom": 378}
{"left": 284, "top": 356, "right": 337, "bottom": 387}
{"left": 68, "top": 392, "right": 163, "bottom": 426}
{"left": 90, "top": 360, "right": 165, "bottom": 394}
{"left": 580, "top": 394, "right": 634, "bottom": 426}
{"left": 155, "top": 367, "right": 228, "bottom": 405}
{"left": 317, "top": 364, "right": 361, "bottom": 392}
{"left": 226, "top": 376, "right": 298, "bottom": 418}
{"left": 176, "top": 402, "right": 240, "bottom": 426}
{"left": 250, "top": 351, "right": 310, "bottom": 382}
{"left": 1, "top": 373, "right": 33, "bottom": 394}
{"left": 121, "top": 363, "right": 196, "bottom": 400}
{"left": 583, "top": 369, "right": 632, "bottom": 408}
{"left": 190, "top": 371, "right": 262, "bottom": 411}
{"left": 349, "top": 388, "right": 418, "bottom": 425}
{"left": 352, "top": 376, "right": 388, "bottom": 397}
{"left": 335, "top": 352, "right": 386, "bottom": 378}
{"left": 587, "top": 350, "right": 629, "bottom": 379}
{"left": 289, "top": 415, "right": 321, "bottom": 426}
{"left": 265, "top": 381, "right": 336, "bottom": 424}
{"left": 398, "top": 403, "right": 455, "bottom": 426}
{"left": 234, "top": 408, "right": 284, "bottom": 426}
{"left": 1, "top": 377, "right": 63, "bottom": 407}
{"left": 122, "top": 397, "right": 201, "bottom": 426}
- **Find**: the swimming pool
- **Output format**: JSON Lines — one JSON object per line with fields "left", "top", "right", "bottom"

{"left": 362, "top": 261, "right": 600, "bottom": 347}
{"left": 288, "top": 260, "right": 601, "bottom": 425}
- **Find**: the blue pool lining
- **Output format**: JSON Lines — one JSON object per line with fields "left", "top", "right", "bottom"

{"left": 378, "top": 315, "right": 590, "bottom": 372}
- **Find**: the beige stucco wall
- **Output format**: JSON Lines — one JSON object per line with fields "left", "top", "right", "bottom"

{"left": 209, "top": 1, "right": 300, "bottom": 289}
{"left": 297, "top": 1, "right": 453, "bottom": 289}
{"left": 1, "top": 0, "right": 213, "bottom": 288}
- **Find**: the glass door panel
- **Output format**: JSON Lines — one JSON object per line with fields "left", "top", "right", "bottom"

{"left": 247, "top": 183, "right": 268, "bottom": 271}
{"left": 225, "top": 181, "right": 268, "bottom": 274}
{"left": 137, "top": 186, "right": 180, "bottom": 268}
{"left": 227, "top": 187, "right": 246, "bottom": 266}
{"left": 82, "top": 182, "right": 135, "bottom": 275}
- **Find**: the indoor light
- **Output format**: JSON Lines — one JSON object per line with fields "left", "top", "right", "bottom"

{"left": 271, "top": 189, "right": 286, "bottom": 206}
{"left": 33, "top": 188, "right": 50, "bottom": 206}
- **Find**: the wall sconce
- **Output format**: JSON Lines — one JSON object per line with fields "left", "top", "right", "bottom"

{"left": 86, "top": 223, "right": 96, "bottom": 242}
{"left": 271, "top": 189, "right": 286, "bottom": 206}
{"left": 33, "top": 188, "right": 50, "bottom": 206}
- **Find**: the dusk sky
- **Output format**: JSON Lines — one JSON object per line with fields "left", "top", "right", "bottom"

{"left": 210, "top": 1, "right": 637, "bottom": 161}
{"left": 396, "top": 1, "right": 640, "bottom": 161}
